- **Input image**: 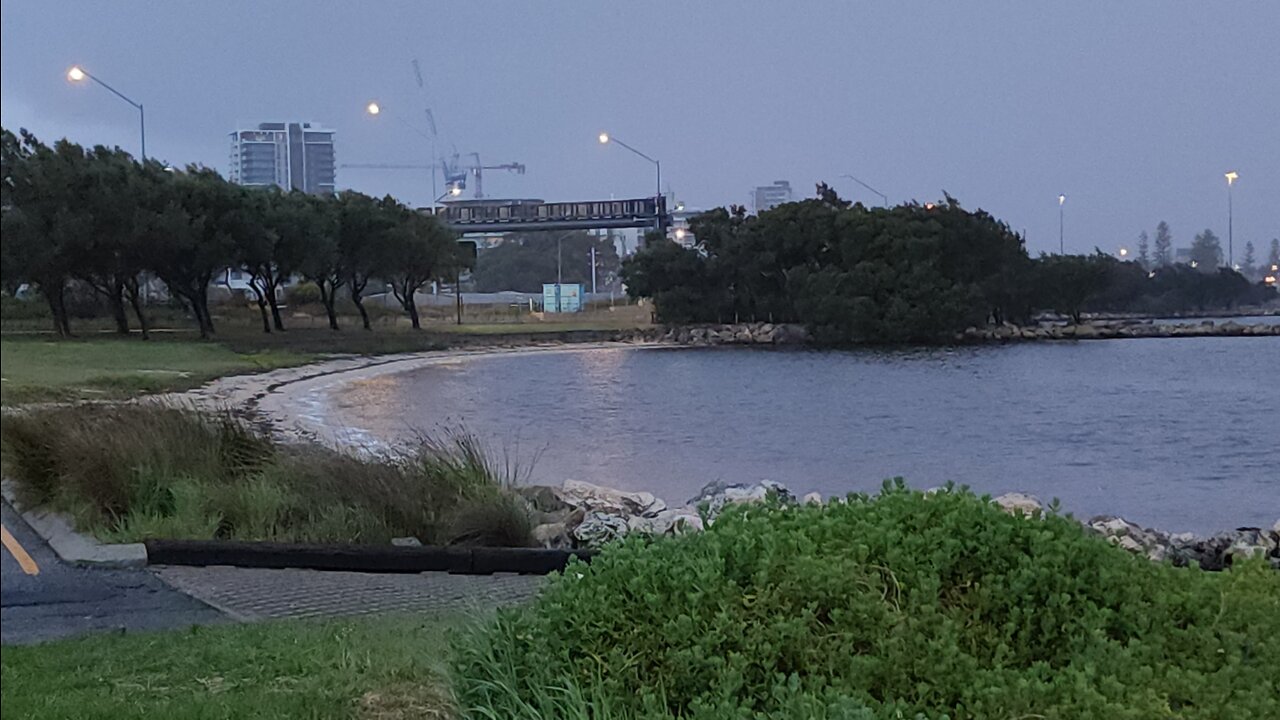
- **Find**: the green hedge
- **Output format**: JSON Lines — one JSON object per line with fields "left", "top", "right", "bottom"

{"left": 453, "top": 483, "right": 1279, "bottom": 719}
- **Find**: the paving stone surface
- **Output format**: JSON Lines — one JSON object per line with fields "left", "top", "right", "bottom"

{"left": 153, "top": 565, "right": 546, "bottom": 620}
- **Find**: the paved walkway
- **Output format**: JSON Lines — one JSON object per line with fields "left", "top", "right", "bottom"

{"left": 153, "top": 565, "right": 545, "bottom": 620}
{"left": 1, "top": 502, "right": 223, "bottom": 645}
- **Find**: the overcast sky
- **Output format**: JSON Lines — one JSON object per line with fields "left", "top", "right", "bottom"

{"left": 3, "top": 1, "right": 1277, "bottom": 258}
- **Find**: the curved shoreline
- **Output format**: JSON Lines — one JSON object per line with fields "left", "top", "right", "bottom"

{"left": 171, "top": 337, "right": 1279, "bottom": 544}
{"left": 176, "top": 340, "right": 672, "bottom": 445}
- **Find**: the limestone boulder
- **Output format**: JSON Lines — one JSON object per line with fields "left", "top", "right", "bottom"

{"left": 555, "top": 479, "right": 666, "bottom": 517}
{"left": 993, "top": 492, "right": 1044, "bottom": 516}
{"left": 571, "top": 510, "right": 631, "bottom": 548}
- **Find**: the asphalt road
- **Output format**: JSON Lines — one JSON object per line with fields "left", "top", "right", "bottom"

{"left": 1, "top": 502, "right": 224, "bottom": 645}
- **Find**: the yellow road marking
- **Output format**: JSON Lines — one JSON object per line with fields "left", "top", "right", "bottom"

{"left": 1, "top": 524, "right": 40, "bottom": 576}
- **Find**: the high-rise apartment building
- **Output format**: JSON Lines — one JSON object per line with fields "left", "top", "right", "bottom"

{"left": 228, "top": 122, "right": 336, "bottom": 195}
{"left": 751, "top": 180, "right": 793, "bottom": 213}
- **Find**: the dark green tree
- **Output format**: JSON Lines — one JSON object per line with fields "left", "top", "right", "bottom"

{"left": 473, "top": 231, "right": 620, "bottom": 293}
{"left": 143, "top": 167, "right": 240, "bottom": 338}
{"left": 1241, "top": 241, "right": 1257, "bottom": 280}
{"left": 1136, "top": 231, "right": 1150, "bottom": 270}
{"left": 0, "top": 131, "right": 79, "bottom": 335}
{"left": 1030, "top": 253, "right": 1112, "bottom": 324}
{"left": 294, "top": 195, "right": 344, "bottom": 330}
{"left": 383, "top": 207, "right": 458, "bottom": 329}
{"left": 1152, "top": 221, "right": 1173, "bottom": 267}
{"left": 1189, "top": 229, "right": 1223, "bottom": 272}
{"left": 335, "top": 192, "right": 398, "bottom": 330}
{"left": 1269, "top": 239, "right": 1280, "bottom": 270}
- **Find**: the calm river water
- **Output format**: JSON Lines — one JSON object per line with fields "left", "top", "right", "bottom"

{"left": 325, "top": 337, "right": 1279, "bottom": 534}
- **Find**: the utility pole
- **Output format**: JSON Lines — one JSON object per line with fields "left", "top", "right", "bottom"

{"left": 1225, "top": 171, "right": 1238, "bottom": 268}
{"left": 556, "top": 234, "right": 563, "bottom": 313}
{"left": 590, "top": 245, "right": 598, "bottom": 295}
{"left": 1058, "top": 194, "right": 1066, "bottom": 254}
{"left": 455, "top": 266, "right": 462, "bottom": 325}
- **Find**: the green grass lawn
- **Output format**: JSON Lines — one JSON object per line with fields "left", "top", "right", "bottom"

{"left": 0, "top": 615, "right": 457, "bottom": 720}
{"left": 0, "top": 337, "right": 313, "bottom": 405}
{"left": 0, "top": 304, "right": 651, "bottom": 404}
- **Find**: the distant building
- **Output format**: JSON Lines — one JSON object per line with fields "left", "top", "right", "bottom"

{"left": 228, "top": 122, "right": 336, "bottom": 195}
{"left": 669, "top": 205, "right": 703, "bottom": 248}
{"left": 751, "top": 180, "right": 793, "bottom": 213}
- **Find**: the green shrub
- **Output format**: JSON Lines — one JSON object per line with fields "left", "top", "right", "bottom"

{"left": 453, "top": 483, "right": 1280, "bottom": 719}
{"left": 285, "top": 281, "right": 323, "bottom": 306}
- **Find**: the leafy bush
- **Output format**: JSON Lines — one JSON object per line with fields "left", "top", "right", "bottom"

{"left": 453, "top": 483, "right": 1280, "bottom": 719}
{"left": 0, "top": 405, "right": 533, "bottom": 546}
{"left": 285, "top": 281, "right": 323, "bottom": 306}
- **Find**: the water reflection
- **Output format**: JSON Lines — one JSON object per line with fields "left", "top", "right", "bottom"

{"left": 326, "top": 338, "right": 1280, "bottom": 533}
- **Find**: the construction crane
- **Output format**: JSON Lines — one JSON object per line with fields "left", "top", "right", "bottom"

{"left": 465, "top": 152, "right": 526, "bottom": 199}
{"left": 340, "top": 159, "right": 525, "bottom": 201}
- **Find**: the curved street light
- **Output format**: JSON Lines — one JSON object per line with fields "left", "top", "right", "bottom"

{"left": 598, "top": 132, "right": 664, "bottom": 230}
{"left": 839, "top": 174, "right": 888, "bottom": 207}
{"left": 67, "top": 65, "right": 145, "bottom": 160}
{"left": 366, "top": 100, "right": 439, "bottom": 207}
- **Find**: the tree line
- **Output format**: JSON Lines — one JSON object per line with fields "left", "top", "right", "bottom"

{"left": 1136, "top": 220, "right": 1279, "bottom": 281}
{"left": 621, "top": 184, "right": 1276, "bottom": 343}
{"left": 1, "top": 128, "right": 466, "bottom": 338}
{"left": 472, "top": 231, "right": 621, "bottom": 294}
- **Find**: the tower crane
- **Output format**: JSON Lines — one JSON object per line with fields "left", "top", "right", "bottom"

{"left": 465, "top": 152, "right": 526, "bottom": 199}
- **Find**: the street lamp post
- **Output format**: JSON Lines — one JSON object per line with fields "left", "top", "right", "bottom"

{"left": 367, "top": 101, "right": 440, "bottom": 209}
{"left": 67, "top": 66, "right": 145, "bottom": 160}
{"left": 840, "top": 174, "right": 888, "bottom": 207}
{"left": 598, "top": 133, "right": 663, "bottom": 232}
{"left": 1058, "top": 194, "right": 1066, "bottom": 254}
{"left": 1225, "top": 171, "right": 1239, "bottom": 268}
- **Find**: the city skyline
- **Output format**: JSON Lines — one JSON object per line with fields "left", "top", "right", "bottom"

{"left": 2, "top": 1, "right": 1276, "bottom": 256}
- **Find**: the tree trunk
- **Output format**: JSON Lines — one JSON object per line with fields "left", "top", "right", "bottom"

{"left": 351, "top": 285, "right": 372, "bottom": 330}
{"left": 256, "top": 297, "right": 272, "bottom": 333}
{"left": 107, "top": 280, "right": 130, "bottom": 335}
{"left": 193, "top": 290, "right": 215, "bottom": 338}
{"left": 249, "top": 279, "right": 272, "bottom": 333}
{"left": 125, "top": 281, "right": 151, "bottom": 340}
{"left": 318, "top": 280, "right": 340, "bottom": 330}
{"left": 407, "top": 296, "right": 420, "bottom": 329}
{"left": 44, "top": 284, "right": 70, "bottom": 338}
{"left": 267, "top": 285, "right": 285, "bottom": 331}
{"left": 267, "top": 289, "right": 285, "bottom": 330}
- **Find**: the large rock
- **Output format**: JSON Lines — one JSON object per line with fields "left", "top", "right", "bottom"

{"left": 515, "top": 485, "right": 571, "bottom": 514}
{"left": 627, "top": 508, "right": 704, "bottom": 536}
{"left": 555, "top": 479, "right": 666, "bottom": 517}
{"left": 532, "top": 522, "right": 572, "bottom": 549}
{"left": 571, "top": 510, "right": 631, "bottom": 547}
{"left": 687, "top": 479, "right": 794, "bottom": 522}
{"left": 994, "top": 492, "right": 1044, "bottom": 516}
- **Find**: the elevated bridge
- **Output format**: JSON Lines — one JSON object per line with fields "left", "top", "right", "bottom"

{"left": 432, "top": 197, "right": 667, "bottom": 235}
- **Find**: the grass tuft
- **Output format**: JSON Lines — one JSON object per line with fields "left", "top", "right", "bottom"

{"left": 0, "top": 404, "right": 534, "bottom": 547}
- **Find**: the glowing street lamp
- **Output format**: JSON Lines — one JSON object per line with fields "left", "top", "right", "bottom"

{"left": 366, "top": 100, "right": 440, "bottom": 207}
{"left": 66, "top": 65, "right": 145, "bottom": 160}
{"left": 598, "top": 131, "right": 663, "bottom": 230}
{"left": 1225, "top": 171, "right": 1239, "bottom": 268}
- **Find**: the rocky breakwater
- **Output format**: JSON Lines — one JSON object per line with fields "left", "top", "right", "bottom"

{"left": 995, "top": 492, "right": 1280, "bottom": 570}
{"left": 518, "top": 481, "right": 1279, "bottom": 571}
{"left": 659, "top": 322, "right": 809, "bottom": 347}
{"left": 959, "top": 319, "right": 1280, "bottom": 342}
